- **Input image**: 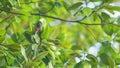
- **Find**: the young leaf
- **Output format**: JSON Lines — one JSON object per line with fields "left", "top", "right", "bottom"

{"left": 50, "top": 27, "right": 60, "bottom": 40}
{"left": 0, "top": 29, "right": 5, "bottom": 43}
{"left": 68, "top": 2, "right": 82, "bottom": 10}
{"left": 105, "top": 5, "right": 120, "bottom": 12}
{"left": 6, "top": 53, "right": 14, "bottom": 65}
{"left": 32, "top": 51, "right": 49, "bottom": 62}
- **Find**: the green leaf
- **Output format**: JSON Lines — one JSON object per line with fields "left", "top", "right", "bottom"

{"left": 6, "top": 66, "right": 20, "bottom": 68}
{"left": 117, "top": 16, "right": 120, "bottom": 24}
{"left": 48, "top": 62, "right": 53, "bottom": 68}
{"left": 68, "top": 2, "right": 82, "bottom": 10}
{"left": 32, "top": 51, "right": 49, "bottom": 62}
{"left": 20, "top": 45, "right": 28, "bottom": 62}
{"left": 27, "top": 61, "right": 41, "bottom": 66}
{"left": 100, "top": 53, "right": 109, "bottom": 65}
{"left": 6, "top": 53, "right": 14, "bottom": 65}
{"left": 71, "top": 45, "right": 82, "bottom": 50}
{"left": 55, "top": 1, "right": 62, "bottom": 8}
{"left": 102, "top": 24, "right": 119, "bottom": 36}
{"left": 83, "top": 7, "right": 92, "bottom": 16}
{"left": 115, "top": 58, "right": 120, "bottom": 65}
{"left": 90, "top": 0, "right": 100, "bottom": 2}
{"left": 33, "top": 33, "right": 40, "bottom": 44}
{"left": 102, "top": 40, "right": 110, "bottom": 46}
{"left": 105, "top": 5, "right": 120, "bottom": 12}
{"left": 0, "top": 36, "right": 5, "bottom": 43}
{"left": 29, "top": 22, "right": 33, "bottom": 31}
{"left": 86, "top": 54, "right": 98, "bottom": 68}
{"left": 62, "top": 1, "right": 69, "bottom": 11}
{"left": 101, "top": 12, "right": 110, "bottom": 23}
{"left": 74, "top": 60, "right": 91, "bottom": 68}
{"left": 0, "top": 29, "right": 5, "bottom": 43}
{"left": 100, "top": 53, "right": 115, "bottom": 68}
{"left": 74, "top": 61, "right": 84, "bottom": 68}
{"left": 50, "top": 27, "right": 60, "bottom": 40}
{"left": 0, "top": 29, "right": 5, "bottom": 35}
{"left": 86, "top": 54, "right": 98, "bottom": 63}
{"left": 11, "top": 33, "right": 20, "bottom": 43}
{"left": 24, "top": 31, "right": 33, "bottom": 43}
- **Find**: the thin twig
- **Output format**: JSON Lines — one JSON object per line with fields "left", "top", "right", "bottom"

{"left": 3, "top": 11, "right": 120, "bottom": 27}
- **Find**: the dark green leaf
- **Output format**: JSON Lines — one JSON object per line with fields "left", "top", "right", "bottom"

{"left": 71, "top": 45, "right": 82, "bottom": 50}
{"left": 68, "top": 2, "right": 82, "bottom": 10}
{"left": 11, "top": 33, "right": 22, "bottom": 43}
{"left": 86, "top": 54, "right": 98, "bottom": 63}
{"left": 100, "top": 53, "right": 115, "bottom": 68}
{"left": 101, "top": 12, "right": 110, "bottom": 23}
{"left": 74, "top": 61, "right": 84, "bottom": 68}
{"left": 24, "top": 31, "right": 33, "bottom": 43}
{"left": 55, "top": 1, "right": 62, "bottom": 8}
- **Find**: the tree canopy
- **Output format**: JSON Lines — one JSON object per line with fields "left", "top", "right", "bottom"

{"left": 0, "top": 0, "right": 120, "bottom": 68}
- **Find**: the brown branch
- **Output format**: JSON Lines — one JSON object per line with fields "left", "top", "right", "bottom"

{"left": 6, "top": 12, "right": 120, "bottom": 27}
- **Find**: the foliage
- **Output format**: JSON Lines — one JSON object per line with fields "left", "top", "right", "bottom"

{"left": 0, "top": 0, "right": 120, "bottom": 68}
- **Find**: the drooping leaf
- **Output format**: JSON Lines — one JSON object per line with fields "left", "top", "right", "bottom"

{"left": 50, "top": 27, "right": 60, "bottom": 40}
{"left": 68, "top": 2, "right": 82, "bottom": 10}
{"left": 86, "top": 54, "right": 98, "bottom": 63}
{"left": 20, "top": 45, "right": 28, "bottom": 62}
{"left": 24, "top": 31, "right": 33, "bottom": 43}
{"left": 32, "top": 51, "right": 49, "bottom": 62}
{"left": 11, "top": 33, "right": 20, "bottom": 43}
{"left": 105, "top": 5, "right": 120, "bottom": 12}
{"left": 86, "top": 54, "right": 98, "bottom": 68}
{"left": 83, "top": 7, "right": 92, "bottom": 16}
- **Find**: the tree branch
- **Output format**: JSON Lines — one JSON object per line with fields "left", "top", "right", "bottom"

{"left": 7, "top": 12, "right": 120, "bottom": 27}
